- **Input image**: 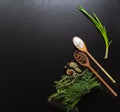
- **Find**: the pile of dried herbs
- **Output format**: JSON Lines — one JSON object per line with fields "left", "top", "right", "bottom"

{"left": 48, "top": 62, "right": 101, "bottom": 112}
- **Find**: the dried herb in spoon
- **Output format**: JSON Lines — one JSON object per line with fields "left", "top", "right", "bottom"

{"left": 78, "top": 5, "right": 112, "bottom": 59}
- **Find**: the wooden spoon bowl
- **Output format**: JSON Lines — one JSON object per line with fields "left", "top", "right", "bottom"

{"left": 74, "top": 50, "right": 89, "bottom": 67}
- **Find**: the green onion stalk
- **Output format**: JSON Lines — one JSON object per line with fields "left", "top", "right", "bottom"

{"left": 78, "top": 6, "right": 112, "bottom": 59}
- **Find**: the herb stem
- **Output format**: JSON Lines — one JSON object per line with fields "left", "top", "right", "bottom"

{"left": 78, "top": 6, "right": 112, "bottom": 59}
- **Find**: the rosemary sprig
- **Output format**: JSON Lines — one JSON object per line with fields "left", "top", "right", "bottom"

{"left": 48, "top": 69, "right": 100, "bottom": 112}
{"left": 78, "top": 6, "right": 112, "bottom": 59}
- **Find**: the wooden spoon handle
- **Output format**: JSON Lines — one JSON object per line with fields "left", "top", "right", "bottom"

{"left": 86, "top": 51, "right": 116, "bottom": 83}
{"left": 89, "top": 66, "right": 117, "bottom": 96}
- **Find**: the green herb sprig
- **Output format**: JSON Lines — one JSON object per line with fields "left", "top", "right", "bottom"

{"left": 48, "top": 69, "right": 100, "bottom": 112}
{"left": 78, "top": 6, "right": 112, "bottom": 59}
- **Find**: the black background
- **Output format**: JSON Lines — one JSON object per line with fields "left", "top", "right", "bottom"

{"left": 0, "top": 0, "right": 120, "bottom": 112}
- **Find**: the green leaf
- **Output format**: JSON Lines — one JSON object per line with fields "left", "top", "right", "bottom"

{"left": 78, "top": 5, "right": 112, "bottom": 59}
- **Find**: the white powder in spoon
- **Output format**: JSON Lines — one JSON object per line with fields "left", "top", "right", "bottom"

{"left": 73, "top": 36, "right": 84, "bottom": 48}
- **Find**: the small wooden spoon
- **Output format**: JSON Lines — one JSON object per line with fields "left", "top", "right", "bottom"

{"left": 72, "top": 36, "right": 116, "bottom": 83}
{"left": 74, "top": 50, "right": 117, "bottom": 97}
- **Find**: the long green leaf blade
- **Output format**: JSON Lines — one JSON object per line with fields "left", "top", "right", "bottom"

{"left": 78, "top": 5, "right": 112, "bottom": 59}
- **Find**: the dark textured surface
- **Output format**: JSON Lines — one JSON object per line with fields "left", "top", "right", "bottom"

{"left": 0, "top": 0, "right": 120, "bottom": 112}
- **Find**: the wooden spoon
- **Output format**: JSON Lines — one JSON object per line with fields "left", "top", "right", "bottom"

{"left": 74, "top": 50, "right": 117, "bottom": 96}
{"left": 72, "top": 36, "right": 116, "bottom": 83}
